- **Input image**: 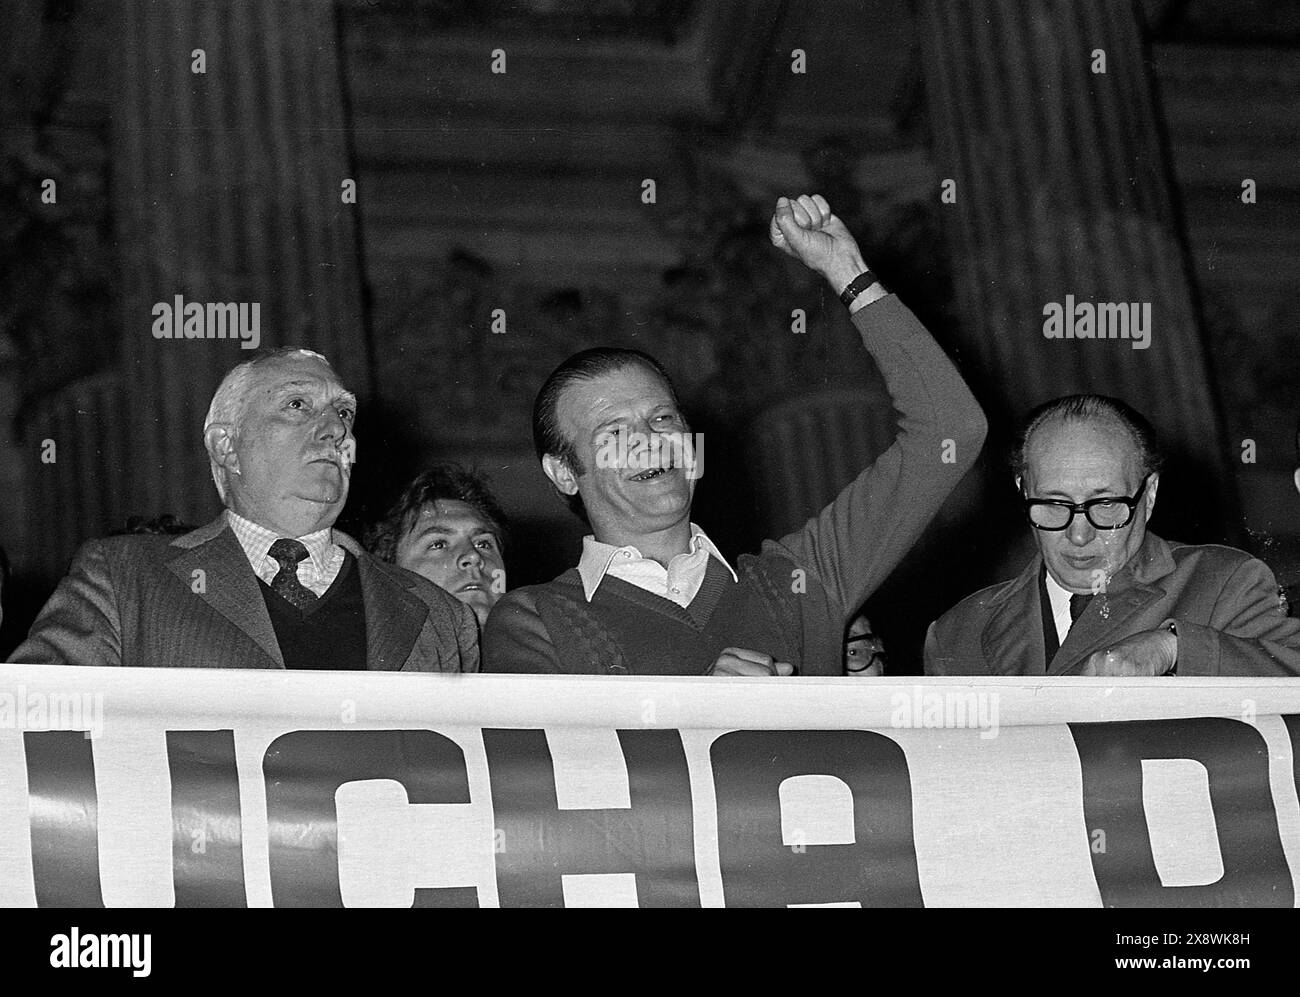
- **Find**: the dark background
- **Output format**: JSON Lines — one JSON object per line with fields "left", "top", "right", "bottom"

{"left": 2, "top": 0, "right": 1298, "bottom": 670}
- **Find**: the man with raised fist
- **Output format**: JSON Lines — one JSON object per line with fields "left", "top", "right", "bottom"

{"left": 10, "top": 348, "right": 478, "bottom": 671}
{"left": 483, "top": 194, "right": 986, "bottom": 676}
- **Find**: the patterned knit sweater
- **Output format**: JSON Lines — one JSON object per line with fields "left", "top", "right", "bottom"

{"left": 483, "top": 294, "right": 987, "bottom": 676}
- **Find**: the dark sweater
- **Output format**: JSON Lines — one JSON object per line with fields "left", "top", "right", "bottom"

{"left": 483, "top": 294, "right": 987, "bottom": 676}
{"left": 511, "top": 554, "right": 840, "bottom": 675}
{"left": 258, "top": 552, "right": 367, "bottom": 670}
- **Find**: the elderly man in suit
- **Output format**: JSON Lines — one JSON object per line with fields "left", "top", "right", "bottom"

{"left": 925, "top": 394, "right": 1300, "bottom": 676}
{"left": 10, "top": 348, "right": 478, "bottom": 671}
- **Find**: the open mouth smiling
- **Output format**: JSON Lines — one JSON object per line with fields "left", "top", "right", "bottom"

{"left": 629, "top": 466, "right": 672, "bottom": 482}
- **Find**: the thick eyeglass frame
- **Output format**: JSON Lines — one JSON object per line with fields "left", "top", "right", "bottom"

{"left": 845, "top": 633, "right": 887, "bottom": 673}
{"left": 1022, "top": 472, "right": 1153, "bottom": 532}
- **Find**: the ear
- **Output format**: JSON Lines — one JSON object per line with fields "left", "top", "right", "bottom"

{"left": 204, "top": 423, "right": 240, "bottom": 476}
{"left": 1144, "top": 471, "right": 1159, "bottom": 518}
{"left": 541, "top": 453, "right": 578, "bottom": 496}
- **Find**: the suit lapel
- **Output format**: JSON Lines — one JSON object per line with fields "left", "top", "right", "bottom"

{"left": 1049, "top": 534, "right": 1176, "bottom": 675}
{"left": 1048, "top": 587, "right": 1160, "bottom": 674}
{"left": 164, "top": 520, "right": 432, "bottom": 671}
{"left": 980, "top": 558, "right": 1049, "bottom": 675}
{"left": 338, "top": 532, "right": 427, "bottom": 671}
{"left": 167, "top": 514, "right": 284, "bottom": 668}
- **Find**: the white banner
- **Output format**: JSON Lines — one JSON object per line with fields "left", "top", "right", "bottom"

{"left": 2, "top": 664, "right": 1299, "bottom": 907}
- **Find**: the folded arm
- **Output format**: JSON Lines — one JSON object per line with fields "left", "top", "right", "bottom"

{"left": 482, "top": 591, "right": 565, "bottom": 673}
{"left": 1173, "top": 558, "right": 1300, "bottom": 677}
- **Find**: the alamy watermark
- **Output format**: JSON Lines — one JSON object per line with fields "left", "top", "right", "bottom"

{"left": 594, "top": 429, "right": 704, "bottom": 480}
{"left": 890, "top": 686, "right": 1000, "bottom": 739}
{"left": 1042, "top": 296, "right": 1151, "bottom": 350}
{"left": 0, "top": 686, "right": 105, "bottom": 739}
{"left": 50, "top": 928, "right": 150, "bottom": 976}
{"left": 152, "top": 295, "right": 261, "bottom": 350}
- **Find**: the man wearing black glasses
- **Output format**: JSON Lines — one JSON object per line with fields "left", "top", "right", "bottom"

{"left": 924, "top": 394, "right": 1300, "bottom": 676}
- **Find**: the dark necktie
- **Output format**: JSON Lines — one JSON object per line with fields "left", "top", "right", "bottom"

{"left": 269, "top": 538, "right": 316, "bottom": 611}
{"left": 1069, "top": 593, "right": 1091, "bottom": 626}
{"left": 1041, "top": 575, "right": 1094, "bottom": 669}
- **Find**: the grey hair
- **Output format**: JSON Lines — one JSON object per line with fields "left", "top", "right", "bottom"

{"left": 203, "top": 348, "right": 331, "bottom": 502}
{"left": 1011, "top": 394, "right": 1164, "bottom": 483}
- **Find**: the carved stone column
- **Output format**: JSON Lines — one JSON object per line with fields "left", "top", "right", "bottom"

{"left": 110, "top": 0, "right": 369, "bottom": 523}
{"left": 916, "top": 0, "right": 1234, "bottom": 531}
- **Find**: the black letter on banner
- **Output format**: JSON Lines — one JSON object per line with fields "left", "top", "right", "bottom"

{"left": 24, "top": 730, "right": 104, "bottom": 907}
{"left": 1283, "top": 715, "right": 1300, "bottom": 806}
{"left": 1069, "top": 717, "right": 1291, "bottom": 907}
{"left": 482, "top": 729, "right": 700, "bottom": 907}
{"left": 263, "top": 730, "right": 477, "bottom": 907}
{"left": 711, "top": 730, "right": 922, "bottom": 907}
{"left": 166, "top": 730, "right": 247, "bottom": 907}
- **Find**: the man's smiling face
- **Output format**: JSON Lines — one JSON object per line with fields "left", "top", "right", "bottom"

{"left": 545, "top": 363, "right": 696, "bottom": 543}
{"left": 1020, "top": 416, "right": 1158, "bottom": 594}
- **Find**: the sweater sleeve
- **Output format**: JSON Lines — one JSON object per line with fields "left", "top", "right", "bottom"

{"left": 482, "top": 588, "right": 565, "bottom": 673}
{"left": 766, "top": 294, "right": 987, "bottom": 620}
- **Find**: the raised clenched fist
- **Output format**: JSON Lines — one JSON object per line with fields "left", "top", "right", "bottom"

{"left": 769, "top": 194, "right": 870, "bottom": 296}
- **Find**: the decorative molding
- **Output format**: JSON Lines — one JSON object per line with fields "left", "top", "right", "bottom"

{"left": 367, "top": 126, "right": 956, "bottom": 452}
{"left": 339, "top": 0, "right": 698, "bottom": 43}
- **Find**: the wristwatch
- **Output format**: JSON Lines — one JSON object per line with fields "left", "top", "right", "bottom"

{"left": 839, "top": 270, "right": 883, "bottom": 308}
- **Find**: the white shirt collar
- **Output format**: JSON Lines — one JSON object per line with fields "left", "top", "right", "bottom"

{"left": 577, "top": 523, "right": 737, "bottom": 602}
{"left": 225, "top": 509, "right": 336, "bottom": 578}
{"left": 1044, "top": 569, "right": 1080, "bottom": 642}
{"left": 1044, "top": 569, "right": 1072, "bottom": 609}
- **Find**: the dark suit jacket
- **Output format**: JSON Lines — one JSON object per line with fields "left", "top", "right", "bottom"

{"left": 9, "top": 514, "right": 479, "bottom": 671}
{"left": 924, "top": 532, "right": 1300, "bottom": 677}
